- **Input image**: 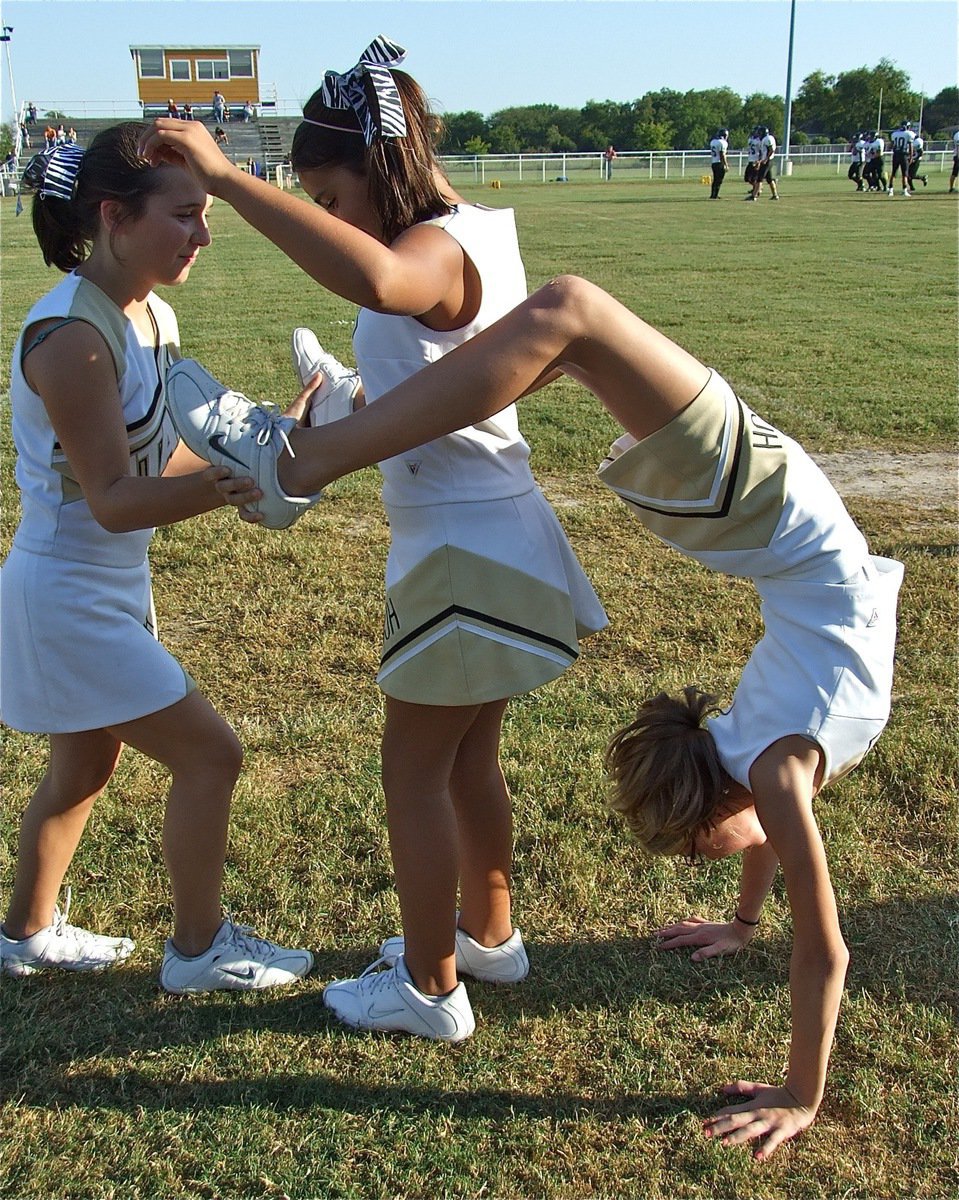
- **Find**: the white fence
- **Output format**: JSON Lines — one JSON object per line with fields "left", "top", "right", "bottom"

{"left": 440, "top": 147, "right": 956, "bottom": 185}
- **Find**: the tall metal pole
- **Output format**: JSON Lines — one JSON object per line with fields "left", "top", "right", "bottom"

{"left": 782, "top": 0, "right": 796, "bottom": 172}
{"left": 1, "top": 26, "right": 19, "bottom": 154}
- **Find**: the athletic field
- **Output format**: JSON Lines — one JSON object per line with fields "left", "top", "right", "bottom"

{"left": 1, "top": 175, "right": 956, "bottom": 1199}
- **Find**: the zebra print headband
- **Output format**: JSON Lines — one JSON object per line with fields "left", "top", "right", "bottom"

{"left": 22, "top": 143, "right": 86, "bottom": 202}
{"left": 307, "top": 35, "right": 408, "bottom": 146}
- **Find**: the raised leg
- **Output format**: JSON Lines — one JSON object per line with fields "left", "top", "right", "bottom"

{"left": 281, "top": 276, "right": 711, "bottom": 496}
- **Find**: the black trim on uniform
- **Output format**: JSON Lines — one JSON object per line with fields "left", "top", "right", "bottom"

{"left": 381, "top": 604, "right": 579, "bottom": 667}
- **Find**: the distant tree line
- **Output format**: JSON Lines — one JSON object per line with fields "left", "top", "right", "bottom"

{"left": 439, "top": 61, "right": 958, "bottom": 154}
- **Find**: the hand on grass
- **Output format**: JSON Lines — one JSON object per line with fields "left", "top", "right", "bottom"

{"left": 703, "top": 1081, "right": 817, "bottom": 1161}
{"left": 654, "top": 915, "right": 755, "bottom": 960}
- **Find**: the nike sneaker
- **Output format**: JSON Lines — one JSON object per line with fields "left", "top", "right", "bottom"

{"left": 290, "top": 327, "right": 362, "bottom": 427}
{"left": 0, "top": 888, "right": 134, "bottom": 976}
{"left": 323, "top": 954, "right": 475, "bottom": 1042}
{"left": 378, "top": 923, "right": 529, "bottom": 984}
{"left": 166, "top": 358, "right": 322, "bottom": 530}
{"left": 159, "top": 917, "right": 314, "bottom": 994}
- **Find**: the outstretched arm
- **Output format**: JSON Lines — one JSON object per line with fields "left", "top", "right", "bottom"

{"left": 137, "top": 120, "right": 463, "bottom": 316}
{"left": 703, "top": 737, "right": 848, "bottom": 1161}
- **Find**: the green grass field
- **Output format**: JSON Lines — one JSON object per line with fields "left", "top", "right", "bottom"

{"left": 1, "top": 173, "right": 957, "bottom": 1200}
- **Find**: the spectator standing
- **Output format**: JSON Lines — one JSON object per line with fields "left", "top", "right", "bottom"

{"left": 603, "top": 144, "right": 617, "bottom": 180}
{"left": 242, "top": 101, "right": 255, "bottom": 123}
{"left": 949, "top": 129, "right": 959, "bottom": 192}
{"left": 212, "top": 91, "right": 226, "bottom": 125}
{"left": 19, "top": 121, "right": 31, "bottom": 150}
{"left": 167, "top": 99, "right": 180, "bottom": 120}
{"left": 708, "top": 128, "right": 729, "bottom": 198}
{"left": 55, "top": 124, "right": 66, "bottom": 145}
{"left": 26, "top": 102, "right": 38, "bottom": 125}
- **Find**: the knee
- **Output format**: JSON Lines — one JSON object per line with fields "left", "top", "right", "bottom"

{"left": 528, "top": 274, "right": 600, "bottom": 340}
{"left": 48, "top": 758, "right": 117, "bottom": 808}
{"left": 210, "top": 727, "right": 244, "bottom": 784}
{"left": 187, "top": 724, "right": 243, "bottom": 788}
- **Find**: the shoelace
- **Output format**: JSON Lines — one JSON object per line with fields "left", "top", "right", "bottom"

{"left": 353, "top": 956, "right": 396, "bottom": 991}
{"left": 221, "top": 917, "right": 286, "bottom": 960}
{"left": 52, "top": 885, "right": 73, "bottom": 935}
{"left": 51, "top": 887, "right": 113, "bottom": 951}
{"left": 219, "top": 392, "right": 298, "bottom": 459}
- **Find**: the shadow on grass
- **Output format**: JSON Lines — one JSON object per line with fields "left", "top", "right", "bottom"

{"left": 2, "top": 894, "right": 954, "bottom": 1113}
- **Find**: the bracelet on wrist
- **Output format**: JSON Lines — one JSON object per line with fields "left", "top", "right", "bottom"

{"left": 734, "top": 910, "right": 760, "bottom": 927}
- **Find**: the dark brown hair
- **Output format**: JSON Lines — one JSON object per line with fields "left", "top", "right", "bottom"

{"left": 291, "top": 70, "right": 452, "bottom": 243}
{"left": 31, "top": 122, "right": 167, "bottom": 271}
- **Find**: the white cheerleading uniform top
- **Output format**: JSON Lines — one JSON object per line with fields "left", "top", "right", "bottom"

{"left": 10, "top": 273, "right": 180, "bottom": 568}
{"left": 598, "top": 371, "right": 903, "bottom": 789}
{"left": 352, "top": 204, "right": 532, "bottom": 507}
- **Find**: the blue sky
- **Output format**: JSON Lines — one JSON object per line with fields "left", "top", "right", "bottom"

{"left": 1, "top": 1, "right": 956, "bottom": 125}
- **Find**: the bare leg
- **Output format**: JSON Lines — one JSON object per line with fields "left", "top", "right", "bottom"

{"left": 280, "top": 276, "right": 710, "bottom": 496}
{"left": 107, "top": 690, "right": 241, "bottom": 956}
{"left": 3, "top": 730, "right": 122, "bottom": 937}
{"left": 381, "top": 697, "right": 488, "bottom": 996}
{"left": 448, "top": 699, "right": 514, "bottom": 947}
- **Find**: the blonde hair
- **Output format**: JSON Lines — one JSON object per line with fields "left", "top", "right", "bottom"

{"left": 605, "top": 687, "right": 727, "bottom": 857}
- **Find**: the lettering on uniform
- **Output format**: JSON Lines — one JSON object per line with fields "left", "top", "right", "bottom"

{"left": 384, "top": 596, "right": 401, "bottom": 640}
{"left": 750, "top": 412, "right": 783, "bottom": 450}
{"left": 406, "top": 460, "right": 421, "bottom": 476}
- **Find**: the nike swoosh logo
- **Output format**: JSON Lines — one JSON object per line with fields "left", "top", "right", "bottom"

{"left": 209, "top": 433, "right": 250, "bottom": 469}
{"left": 369, "top": 1001, "right": 406, "bottom": 1018}
{"left": 219, "top": 965, "right": 257, "bottom": 981}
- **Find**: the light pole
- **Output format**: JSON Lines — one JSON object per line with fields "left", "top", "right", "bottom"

{"left": 782, "top": 0, "right": 796, "bottom": 176}
{"left": 1, "top": 25, "right": 20, "bottom": 155}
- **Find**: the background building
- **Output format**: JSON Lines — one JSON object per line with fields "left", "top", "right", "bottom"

{"left": 129, "top": 45, "right": 260, "bottom": 115}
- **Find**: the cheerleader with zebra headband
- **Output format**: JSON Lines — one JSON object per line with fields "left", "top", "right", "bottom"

{"left": 0, "top": 126, "right": 313, "bottom": 992}
{"left": 140, "top": 38, "right": 606, "bottom": 1041}
{"left": 160, "top": 274, "right": 902, "bottom": 1159}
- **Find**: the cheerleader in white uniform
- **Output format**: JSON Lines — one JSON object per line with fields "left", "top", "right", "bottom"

{"left": 139, "top": 39, "right": 606, "bottom": 1040}
{"left": 167, "top": 275, "right": 903, "bottom": 1158}
{"left": 0, "top": 126, "right": 312, "bottom": 992}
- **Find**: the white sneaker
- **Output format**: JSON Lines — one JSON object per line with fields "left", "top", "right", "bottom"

{"left": 290, "top": 327, "right": 361, "bottom": 427}
{"left": 379, "top": 922, "right": 529, "bottom": 984}
{"left": 887, "top": 187, "right": 895, "bottom": 196}
{"left": 159, "top": 917, "right": 314, "bottom": 994}
{"left": 0, "top": 888, "right": 134, "bottom": 976}
{"left": 165, "top": 358, "right": 322, "bottom": 530}
{"left": 323, "top": 954, "right": 476, "bottom": 1042}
